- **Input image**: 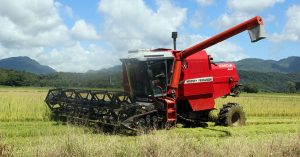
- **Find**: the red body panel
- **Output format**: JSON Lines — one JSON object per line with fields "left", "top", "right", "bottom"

{"left": 176, "top": 50, "right": 239, "bottom": 111}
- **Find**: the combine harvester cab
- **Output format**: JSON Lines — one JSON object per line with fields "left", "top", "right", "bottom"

{"left": 45, "top": 16, "right": 266, "bottom": 133}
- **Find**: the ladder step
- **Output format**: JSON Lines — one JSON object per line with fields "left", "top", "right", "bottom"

{"left": 164, "top": 98, "right": 177, "bottom": 123}
{"left": 167, "top": 118, "right": 176, "bottom": 122}
{"left": 167, "top": 103, "right": 175, "bottom": 107}
{"left": 167, "top": 109, "right": 176, "bottom": 114}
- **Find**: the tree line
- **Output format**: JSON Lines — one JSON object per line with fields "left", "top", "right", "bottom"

{"left": 0, "top": 68, "right": 299, "bottom": 93}
{"left": 0, "top": 68, "right": 122, "bottom": 88}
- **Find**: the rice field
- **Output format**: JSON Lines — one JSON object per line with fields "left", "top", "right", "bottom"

{"left": 0, "top": 87, "right": 299, "bottom": 157}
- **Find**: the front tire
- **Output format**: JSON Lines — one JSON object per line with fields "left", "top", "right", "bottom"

{"left": 216, "top": 103, "right": 246, "bottom": 126}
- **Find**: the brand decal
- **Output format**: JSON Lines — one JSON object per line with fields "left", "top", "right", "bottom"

{"left": 184, "top": 77, "right": 213, "bottom": 84}
{"left": 218, "top": 63, "right": 233, "bottom": 68}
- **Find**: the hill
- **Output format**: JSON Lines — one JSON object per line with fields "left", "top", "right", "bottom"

{"left": 238, "top": 70, "right": 300, "bottom": 92}
{"left": 0, "top": 56, "right": 56, "bottom": 74}
{"left": 236, "top": 56, "right": 300, "bottom": 73}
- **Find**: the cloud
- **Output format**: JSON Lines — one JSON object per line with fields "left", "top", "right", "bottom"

{"left": 207, "top": 41, "right": 248, "bottom": 61}
{"left": 71, "top": 20, "right": 101, "bottom": 40}
{"left": 189, "top": 11, "right": 203, "bottom": 29}
{"left": 64, "top": 5, "right": 74, "bottom": 19}
{"left": 196, "top": 0, "right": 214, "bottom": 6}
{"left": 0, "top": 0, "right": 108, "bottom": 72}
{"left": 0, "top": 43, "right": 44, "bottom": 61}
{"left": 215, "top": 0, "right": 284, "bottom": 29}
{"left": 215, "top": 12, "right": 252, "bottom": 29}
{"left": 272, "top": 5, "right": 300, "bottom": 42}
{"left": 0, "top": 0, "right": 184, "bottom": 72}
{"left": 36, "top": 42, "right": 119, "bottom": 72}
{"left": 98, "top": 0, "right": 187, "bottom": 54}
{"left": 0, "top": 0, "right": 72, "bottom": 48}
{"left": 265, "top": 14, "right": 276, "bottom": 22}
{"left": 0, "top": 0, "right": 250, "bottom": 72}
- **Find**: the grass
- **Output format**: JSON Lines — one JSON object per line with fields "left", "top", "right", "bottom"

{"left": 0, "top": 87, "right": 299, "bottom": 156}
{"left": 216, "top": 93, "right": 300, "bottom": 116}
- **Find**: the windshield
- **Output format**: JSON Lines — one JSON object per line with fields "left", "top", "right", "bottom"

{"left": 127, "top": 61, "right": 152, "bottom": 98}
{"left": 148, "top": 60, "right": 168, "bottom": 96}
{"left": 125, "top": 59, "right": 173, "bottom": 99}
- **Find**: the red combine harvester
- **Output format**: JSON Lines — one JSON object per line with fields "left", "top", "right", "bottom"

{"left": 45, "top": 16, "right": 266, "bottom": 133}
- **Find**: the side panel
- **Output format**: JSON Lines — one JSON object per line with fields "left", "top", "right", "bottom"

{"left": 178, "top": 51, "right": 215, "bottom": 111}
{"left": 178, "top": 51, "right": 214, "bottom": 96}
{"left": 211, "top": 63, "right": 239, "bottom": 99}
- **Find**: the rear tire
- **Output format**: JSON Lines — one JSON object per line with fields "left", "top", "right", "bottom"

{"left": 216, "top": 103, "right": 246, "bottom": 126}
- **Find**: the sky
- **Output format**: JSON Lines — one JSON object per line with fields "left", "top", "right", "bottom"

{"left": 0, "top": 0, "right": 299, "bottom": 72}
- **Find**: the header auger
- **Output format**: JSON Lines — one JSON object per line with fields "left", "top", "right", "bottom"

{"left": 45, "top": 16, "right": 266, "bottom": 134}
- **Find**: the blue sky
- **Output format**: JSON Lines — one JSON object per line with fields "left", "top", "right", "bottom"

{"left": 0, "top": 0, "right": 299, "bottom": 72}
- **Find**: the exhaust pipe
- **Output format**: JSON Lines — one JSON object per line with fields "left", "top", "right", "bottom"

{"left": 172, "top": 32, "right": 178, "bottom": 50}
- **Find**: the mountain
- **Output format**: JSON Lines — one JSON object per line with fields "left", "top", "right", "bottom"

{"left": 87, "top": 65, "right": 122, "bottom": 74}
{"left": 0, "top": 56, "right": 56, "bottom": 74}
{"left": 236, "top": 56, "right": 300, "bottom": 73}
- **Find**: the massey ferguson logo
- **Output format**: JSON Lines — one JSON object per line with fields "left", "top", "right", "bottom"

{"left": 218, "top": 63, "right": 233, "bottom": 68}
{"left": 184, "top": 77, "right": 213, "bottom": 84}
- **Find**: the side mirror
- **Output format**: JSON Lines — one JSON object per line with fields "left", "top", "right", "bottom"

{"left": 248, "top": 24, "right": 267, "bottom": 42}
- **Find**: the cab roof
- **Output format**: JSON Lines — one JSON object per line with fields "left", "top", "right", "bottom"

{"left": 124, "top": 49, "right": 174, "bottom": 61}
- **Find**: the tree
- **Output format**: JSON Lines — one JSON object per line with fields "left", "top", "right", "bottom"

{"left": 287, "top": 81, "right": 296, "bottom": 93}
{"left": 242, "top": 83, "right": 259, "bottom": 93}
{"left": 5, "top": 72, "right": 25, "bottom": 86}
{"left": 295, "top": 82, "right": 300, "bottom": 91}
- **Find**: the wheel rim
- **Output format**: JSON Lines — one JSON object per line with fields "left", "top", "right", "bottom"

{"left": 231, "top": 112, "right": 240, "bottom": 126}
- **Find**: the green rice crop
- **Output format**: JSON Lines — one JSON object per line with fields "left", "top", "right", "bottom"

{"left": 0, "top": 87, "right": 299, "bottom": 157}
{"left": 216, "top": 93, "right": 300, "bottom": 116}
{"left": 0, "top": 88, "right": 50, "bottom": 121}
{"left": 0, "top": 87, "right": 299, "bottom": 122}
